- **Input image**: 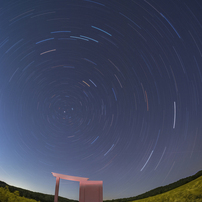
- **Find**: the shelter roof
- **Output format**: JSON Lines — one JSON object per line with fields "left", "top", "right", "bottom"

{"left": 52, "top": 172, "right": 89, "bottom": 182}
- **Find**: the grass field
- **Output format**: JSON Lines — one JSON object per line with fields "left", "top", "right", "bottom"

{"left": 131, "top": 175, "right": 202, "bottom": 202}
{"left": 0, "top": 186, "right": 39, "bottom": 202}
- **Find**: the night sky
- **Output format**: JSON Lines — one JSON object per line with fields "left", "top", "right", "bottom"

{"left": 0, "top": 0, "right": 202, "bottom": 200}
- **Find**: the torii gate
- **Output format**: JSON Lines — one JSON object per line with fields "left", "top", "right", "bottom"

{"left": 52, "top": 172, "right": 103, "bottom": 202}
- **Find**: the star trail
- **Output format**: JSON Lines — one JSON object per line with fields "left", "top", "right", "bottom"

{"left": 0, "top": 0, "right": 202, "bottom": 200}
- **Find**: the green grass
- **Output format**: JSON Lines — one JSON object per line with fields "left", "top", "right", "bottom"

{"left": 0, "top": 181, "right": 76, "bottom": 202}
{"left": 131, "top": 175, "right": 202, "bottom": 202}
{"left": 0, "top": 186, "right": 39, "bottom": 202}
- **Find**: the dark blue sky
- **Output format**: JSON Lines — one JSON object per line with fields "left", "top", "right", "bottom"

{"left": 0, "top": 0, "right": 202, "bottom": 200}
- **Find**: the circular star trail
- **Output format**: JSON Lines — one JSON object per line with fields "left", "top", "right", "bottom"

{"left": 0, "top": 0, "right": 202, "bottom": 200}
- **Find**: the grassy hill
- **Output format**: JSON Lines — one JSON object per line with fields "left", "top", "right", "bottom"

{"left": 130, "top": 175, "right": 202, "bottom": 202}
{"left": 0, "top": 186, "right": 39, "bottom": 202}
{"left": 106, "top": 170, "right": 202, "bottom": 202}
{"left": 0, "top": 170, "right": 202, "bottom": 202}
{"left": 0, "top": 181, "right": 77, "bottom": 202}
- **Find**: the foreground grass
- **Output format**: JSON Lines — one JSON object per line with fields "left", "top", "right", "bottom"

{"left": 0, "top": 186, "right": 39, "bottom": 202}
{"left": 0, "top": 181, "right": 75, "bottom": 202}
{"left": 131, "top": 176, "right": 202, "bottom": 202}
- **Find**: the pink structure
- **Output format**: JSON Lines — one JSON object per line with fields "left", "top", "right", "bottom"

{"left": 79, "top": 181, "right": 103, "bottom": 202}
{"left": 52, "top": 172, "right": 103, "bottom": 202}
